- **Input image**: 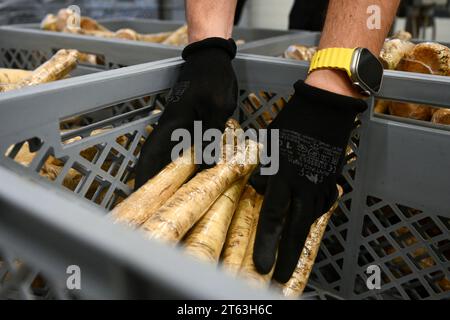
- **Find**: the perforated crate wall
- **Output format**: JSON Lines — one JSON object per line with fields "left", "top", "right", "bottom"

{"left": 4, "top": 93, "right": 168, "bottom": 210}
{"left": 0, "top": 89, "right": 170, "bottom": 299}
{"left": 0, "top": 48, "right": 51, "bottom": 70}
{"left": 0, "top": 47, "right": 128, "bottom": 72}
{"left": 353, "top": 198, "right": 449, "bottom": 299}
{"left": 0, "top": 249, "right": 77, "bottom": 300}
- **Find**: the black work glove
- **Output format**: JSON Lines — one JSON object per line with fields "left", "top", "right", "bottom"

{"left": 251, "top": 81, "right": 367, "bottom": 283}
{"left": 134, "top": 37, "right": 238, "bottom": 189}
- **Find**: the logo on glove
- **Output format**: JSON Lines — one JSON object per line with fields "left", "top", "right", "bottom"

{"left": 167, "top": 81, "right": 190, "bottom": 104}
{"left": 280, "top": 129, "right": 342, "bottom": 184}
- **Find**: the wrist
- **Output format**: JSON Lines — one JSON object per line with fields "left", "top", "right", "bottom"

{"left": 189, "top": 33, "right": 226, "bottom": 44}
{"left": 188, "top": 27, "right": 232, "bottom": 44}
{"left": 293, "top": 80, "right": 368, "bottom": 116}
{"left": 182, "top": 37, "right": 237, "bottom": 61}
{"left": 305, "top": 69, "right": 364, "bottom": 99}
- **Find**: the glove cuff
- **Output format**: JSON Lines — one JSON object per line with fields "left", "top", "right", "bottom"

{"left": 182, "top": 37, "right": 237, "bottom": 60}
{"left": 293, "top": 80, "right": 368, "bottom": 115}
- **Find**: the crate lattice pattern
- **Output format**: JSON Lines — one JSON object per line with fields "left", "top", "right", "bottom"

{"left": 353, "top": 198, "right": 449, "bottom": 300}
{"left": 0, "top": 48, "right": 132, "bottom": 72}
{"left": 0, "top": 44, "right": 174, "bottom": 299}
{"left": 4, "top": 92, "right": 168, "bottom": 211}
{"left": 0, "top": 47, "right": 152, "bottom": 126}
{"left": 0, "top": 89, "right": 170, "bottom": 299}
{"left": 0, "top": 249, "right": 76, "bottom": 300}
{"left": 0, "top": 48, "right": 51, "bottom": 70}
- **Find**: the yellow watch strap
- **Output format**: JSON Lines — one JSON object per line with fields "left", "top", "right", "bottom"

{"left": 309, "top": 48, "right": 355, "bottom": 77}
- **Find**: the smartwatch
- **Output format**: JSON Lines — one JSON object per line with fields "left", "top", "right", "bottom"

{"left": 309, "top": 47, "right": 384, "bottom": 95}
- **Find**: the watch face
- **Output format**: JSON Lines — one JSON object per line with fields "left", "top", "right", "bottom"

{"left": 356, "top": 48, "right": 383, "bottom": 93}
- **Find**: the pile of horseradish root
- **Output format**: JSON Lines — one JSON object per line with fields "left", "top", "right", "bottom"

{"left": 111, "top": 119, "right": 342, "bottom": 298}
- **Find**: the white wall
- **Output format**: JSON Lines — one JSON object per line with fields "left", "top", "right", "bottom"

{"left": 238, "top": 0, "right": 294, "bottom": 30}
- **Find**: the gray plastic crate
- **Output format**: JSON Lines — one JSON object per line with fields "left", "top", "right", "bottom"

{"left": 0, "top": 26, "right": 180, "bottom": 127}
{"left": 0, "top": 55, "right": 448, "bottom": 300}
{"left": 97, "top": 18, "right": 299, "bottom": 46}
{"left": 5, "top": 17, "right": 301, "bottom": 50}
{"left": 0, "top": 27, "right": 180, "bottom": 71}
{"left": 0, "top": 1, "right": 175, "bottom": 25}
{"left": 239, "top": 32, "right": 321, "bottom": 56}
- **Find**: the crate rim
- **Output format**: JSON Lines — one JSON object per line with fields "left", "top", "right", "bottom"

{"left": 2, "top": 53, "right": 450, "bottom": 109}
{"left": 2, "top": 18, "right": 304, "bottom": 51}
{"left": 0, "top": 23, "right": 185, "bottom": 51}
{"left": 99, "top": 17, "right": 304, "bottom": 35}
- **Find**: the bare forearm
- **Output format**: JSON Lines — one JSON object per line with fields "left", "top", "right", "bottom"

{"left": 306, "top": 0, "right": 400, "bottom": 97}
{"left": 319, "top": 0, "right": 399, "bottom": 54}
{"left": 185, "top": 0, "right": 237, "bottom": 43}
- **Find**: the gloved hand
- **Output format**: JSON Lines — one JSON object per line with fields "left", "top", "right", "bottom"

{"left": 134, "top": 37, "right": 238, "bottom": 189}
{"left": 251, "top": 80, "right": 367, "bottom": 283}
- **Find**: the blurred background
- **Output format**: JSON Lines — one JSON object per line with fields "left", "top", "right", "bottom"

{"left": 0, "top": 0, "right": 450, "bottom": 41}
